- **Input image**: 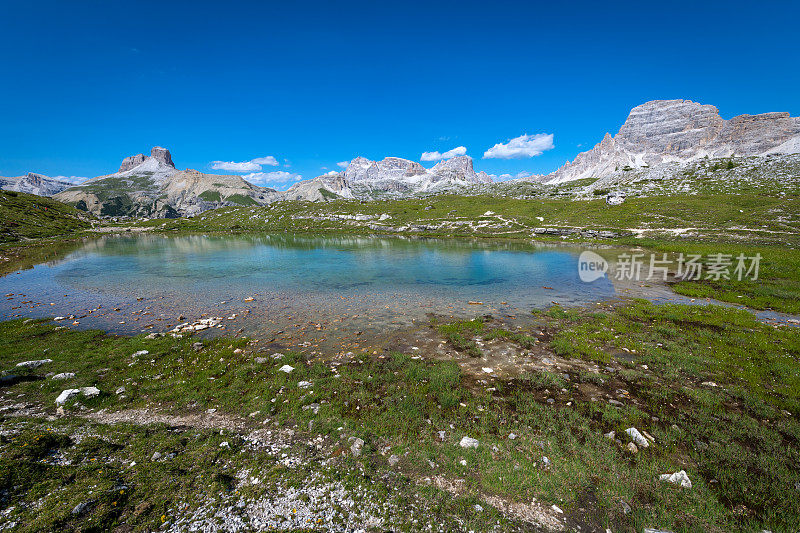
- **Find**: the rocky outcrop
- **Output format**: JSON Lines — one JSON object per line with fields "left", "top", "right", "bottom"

{"left": 0, "top": 173, "right": 73, "bottom": 196}
{"left": 283, "top": 174, "right": 354, "bottom": 202}
{"left": 150, "top": 146, "right": 174, "bottom": 168}
{"left": 543, "top": 99, "right": 800, "bottom": 184}
{"left": 119, "top": 154, "right": 147, "bottom": 172}
{"left": 119, "top": 147, "right": 174, "bottom": 172}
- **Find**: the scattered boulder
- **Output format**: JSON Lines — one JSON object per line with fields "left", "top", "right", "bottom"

{"left": 659, "top": 470, "right": 692, "bottom": 488}
{"left": 55, "top": 387, "right": 101, "bottom": 405}
{"left": 350, "top": 438, "right": 365, "bottom": 456}
{"left": 278, "top": 365, "right": 294, "bottom": 374}
{"left": 71, "top": 500, "right": 97, "bottom": 516}
{"left": 55, "top": 389, "right": 81, "bottom": 405}
{"left": 51, "top": 373, "right": 75, "bottom": 380}
{"left": 625, "top": 427, "right": 650, "bottom": 448}
{"left": 606, "top": 191, "right": 627, "bottom": 205}
{"left": 131, "top": 350, "right": 149, "bottom": 357}
{"left": 459, "top": 436, "right": 479, "bottom": 449}
{"left": 16, "top": 359, "right": 52, "bottom": 369}
{"left": 298, "top": 381, "right": 312, "bottom": 389}
{"left": 81, "top": 386, "right": 100, "bottom": 399}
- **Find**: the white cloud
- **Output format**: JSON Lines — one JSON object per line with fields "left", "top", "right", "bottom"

{"left": 337, "top": 161, "right": 350, "bottom": 168}
{"left": 210, "top": 160, "right": 262, "bottom": 172}
{"left": 483, "top": 133, "right": 554, "bottom": 159}
{"left": 324, "top": 170, "right": 339, "bottom": 176}
{"left": 210, "top": 155, "right": 280, "bottom": 173}
{"left": 242, "top": 171, "right": 303, "bottom": 186}
{"left": 250, "top": 156, "right": 279, "bottom": 166}
{"left": 53, "top": 175, "right": 89, "bottom": 185}
{"left": 420, "top": 146, "right": 467, "bottom": 162}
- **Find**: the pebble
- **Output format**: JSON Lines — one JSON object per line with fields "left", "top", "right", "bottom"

{"left": 388, "top": 454, "right": 400, "bottom": 466}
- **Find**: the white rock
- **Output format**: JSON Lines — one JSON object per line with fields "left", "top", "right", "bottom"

{"left": 459, "top": 436, "right": 479, "bottom": 449}
{"left": 350, "top": 438, "right": 364, "bottom": 457}
{"left": 298, "top": 381, "right": 312, "bottom": 389}
{"left": 278, "top": 365, "right": 295, "bottom": 373}
{"left": 659, "top": 470, "right": 692, "bottom": 488}
{"left": 551, "top": 504, "right": 563, "bottom": 514}
{"left": 16, "top": 359, "right": 52, "bottom": 369}
{"left": 482, "top": 367, "right": 494, "bottom": 373}
{"left": 625, "top": 427, "right": 649, "bottom": 448}
{"left": 81, "top": 387, "right": 100, "bottom": 398}
{"left": 51, "top": 373, "right": 75, "bottom": 380}
{"left": 55, "top": 389, "right": 80, "bottom": 405}
{"left": 131, "top": 350, "right": 149, "bottom": 357}
{"left": 388, "top": 454, "right": 400, "bottom": 466}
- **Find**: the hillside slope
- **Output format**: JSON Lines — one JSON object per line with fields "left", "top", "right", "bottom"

{"left": 0, "top": 190, "right": 92, "bottom": 243}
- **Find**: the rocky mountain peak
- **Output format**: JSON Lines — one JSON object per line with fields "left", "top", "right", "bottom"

{"left": 542, "top": 99, "right": 800, "bottom": 184}
{"left": 150, "top": 146, "right": 174, "bottom": 168}
{"left": 118, "top": 147, "right": 175, "bottom": 172}
{"left": 431, "top": 155, "right": 474, "bottom": 174}
{"left": 119, "top": 154, "right": 147, "bottom": 172}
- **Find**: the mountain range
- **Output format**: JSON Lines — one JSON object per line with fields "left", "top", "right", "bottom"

{"left": 538, "top": 99, "right": 800, "bottom": 184}
{"left": 0, "top": 173, "right": 73, "bottom": 196}
{"left": 3, "top": 99, "right": 799, "bottom": 216}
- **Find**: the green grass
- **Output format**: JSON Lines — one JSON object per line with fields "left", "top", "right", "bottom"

{"left": 626, "top": 239, "right": 800, "bottom": 314}
{"left": 436, "top": 317, "right": 485, "bottom": 357}
{"left": 224, "top": 193, "right": 258, "bottom": 206}
{"left": 0, "top": 190, "right": 92, "bottom": 243}
{"left": 131, "top": 191, "right": 800, "bottom": 240}
{"left": 2, "top": 298, "right": 799, "bottom": 531}
{"left": 197, "top": 190, "right": 222, "bottom": 202}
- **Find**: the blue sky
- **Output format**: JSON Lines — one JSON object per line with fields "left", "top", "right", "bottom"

{"left": 1, "top": 0, "right": 798, "bottom": 189}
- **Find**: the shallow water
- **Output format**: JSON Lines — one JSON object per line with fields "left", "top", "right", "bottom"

{"left": 1, "top": 234, "right": 622, "bottom": 349}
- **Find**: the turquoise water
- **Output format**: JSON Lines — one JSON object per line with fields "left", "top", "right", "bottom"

{"left": 0, "top": 235, "right": 617, "bottom": 345}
